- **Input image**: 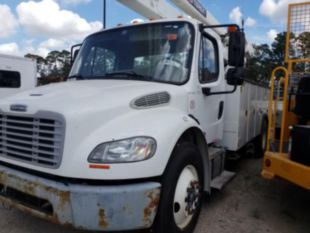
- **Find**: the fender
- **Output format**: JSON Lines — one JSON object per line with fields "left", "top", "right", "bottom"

{"left": 66, "top": 106, "right": 209, "bottom": 181}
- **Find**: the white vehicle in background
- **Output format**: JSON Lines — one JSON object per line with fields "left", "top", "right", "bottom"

{"left": 0, "top": 1, "right": 268, "bottom": 233}
{"left": 0, "top": 54, "right": 36, "bottom": 99}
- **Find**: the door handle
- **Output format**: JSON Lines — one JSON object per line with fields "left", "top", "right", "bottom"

{"left": 218, "top": 101, "right": 224, "bottom": 119}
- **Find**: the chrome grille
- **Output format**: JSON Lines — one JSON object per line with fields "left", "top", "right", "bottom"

{"left": 132, "top": 92, "right": 170, "bottom": 109}
{"left": 0, "top": 112, "right": 65, "bottom": 169}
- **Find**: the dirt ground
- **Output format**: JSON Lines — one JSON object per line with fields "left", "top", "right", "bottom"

{"left": 1, "top": 158, "right": 310, "bottom": 233}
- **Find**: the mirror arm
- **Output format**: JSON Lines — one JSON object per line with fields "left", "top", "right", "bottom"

{"left": 70, "top": 43, "right": 82, "bottom": 64}
{"left": 202, "top": 85, "right": 237, "bottom": 96}
{"left": 199, "top": 23, "right": 240, "bottom": 33}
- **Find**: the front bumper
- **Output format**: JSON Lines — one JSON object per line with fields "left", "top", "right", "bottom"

{"left": 0, "top": 164, "right": 161, "bottom": 231}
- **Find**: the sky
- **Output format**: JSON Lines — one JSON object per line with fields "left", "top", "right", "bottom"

{"left": 0, "top": 0, "right": 306, "bottom": 58}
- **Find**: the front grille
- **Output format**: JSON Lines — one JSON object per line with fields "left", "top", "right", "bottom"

{"left": 0, "top": 112, "right": 65, "bottom": 168}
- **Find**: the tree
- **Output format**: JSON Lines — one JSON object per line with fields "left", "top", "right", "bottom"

{"left": 25, "top": 53, "right": 48, "bottom": 77}
{"left": 25, "top": 49, "right": 72, "bottom": 85}
{"left": 271, "top": 32, "right": 287, "bottom": 66}
{"left": 245, "top": 44, "right": 274, "bottom": 85}
{"left": 295, "top": 32, "right": 310, "bottom": 72}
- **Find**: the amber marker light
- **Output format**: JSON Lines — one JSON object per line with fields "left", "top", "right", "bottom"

{"left": 228, "top": 26, "right": 238, "bottom": 32}
{"left": 89, "top": 164, "right": 111, "bottom": 170}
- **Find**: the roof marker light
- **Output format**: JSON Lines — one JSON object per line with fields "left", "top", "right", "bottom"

{"left": 130, "top": 18, "right": 144, "bottom": 24}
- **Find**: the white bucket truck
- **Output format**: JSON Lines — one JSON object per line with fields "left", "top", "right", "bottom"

{"left": 0, "top": 0, "right": 268, "bottom": 232}
{"left": 0, "top": 54, "right": 36, "bottom": 99}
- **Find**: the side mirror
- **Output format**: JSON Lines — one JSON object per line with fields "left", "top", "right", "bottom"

{"left": 70, "top": 43, "right": 82, "bottom": 65}
{"left": 226, "top": 67, "right": 244, "bottom": 86}
{"left": 228, "top": 30, "right": 245, "bottom": 67}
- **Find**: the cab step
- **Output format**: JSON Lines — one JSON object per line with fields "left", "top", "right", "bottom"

{"left": 208, "top": 145, "right": 236, "bottom": 190}
{"left": 211, "top": 170, "right": 235, "bottom": 190}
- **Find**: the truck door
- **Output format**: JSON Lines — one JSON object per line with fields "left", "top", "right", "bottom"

{"left": 194, "top": 30, "right": 225, "bottom": 144}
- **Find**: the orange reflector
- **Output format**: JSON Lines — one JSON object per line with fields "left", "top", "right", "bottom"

{"left": 89, "top": 164, "right": 111, "bottom": 170}
{"left": 167, "top": 34, "right": 178, "bottom": 41}
{"left": 228, "top": 26, "right": 238, "bottom": 32}
{"left": 177, "top": 15, "right": 184, "bottom": 19}
{"left": 265, "top": 159, "right": 271, "bottom": 167}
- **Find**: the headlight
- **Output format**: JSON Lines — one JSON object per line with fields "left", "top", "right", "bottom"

{"left": 88, "top": 137, "right": 157, "bottom": 163}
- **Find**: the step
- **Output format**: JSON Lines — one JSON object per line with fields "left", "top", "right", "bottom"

{"left": 211, "top": 170, "right": 236, "bottom": 190}
{"left": 208, "top": 146, "right": 225, "bottom": 161}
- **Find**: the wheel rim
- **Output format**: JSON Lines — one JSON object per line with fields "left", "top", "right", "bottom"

{"left": 173, "top": 165, "right": 200, "bottom": 229}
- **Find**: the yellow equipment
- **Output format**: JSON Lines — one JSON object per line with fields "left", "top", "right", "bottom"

{"left": 262, "top": 2, "right": 310, "bottom": 190}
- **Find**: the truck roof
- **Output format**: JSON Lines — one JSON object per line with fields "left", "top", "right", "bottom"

{"left": 0, "top": 53, "right": 36, "bottom": 63}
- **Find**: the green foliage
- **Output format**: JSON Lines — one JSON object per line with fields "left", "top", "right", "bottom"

{"left": 24, "top": 50, "right": 71, "bottom": 79}
{"left": 246, "top": 31, "right": 310, "bottom": 85}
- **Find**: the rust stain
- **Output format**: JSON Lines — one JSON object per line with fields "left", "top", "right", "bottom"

{"left": 0, "top": 171, "right": 78, "bottom": 230}
{"left": 98, "top": 208, "right": 108, "bottom": 228}
{"left": 0, "top": 195, "right": 75, "bottom": 229}
{"left": 23, "top": 181, "right": 36, "bottom": 195}
{"left": 143, "top": 190, "right": 160, "bottom": 226}
{"left": 58, "top": 191, "right": 70, "bottom": 211}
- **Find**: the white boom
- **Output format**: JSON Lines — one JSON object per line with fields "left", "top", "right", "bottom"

{"left": 117, "top": 0, "right": 180, "bottom": 19}
{"left": 117, "top": 0, "right": 226, "bottom": 35}
{"left": 171, "top": 0, "right": 226, "bottom": 35}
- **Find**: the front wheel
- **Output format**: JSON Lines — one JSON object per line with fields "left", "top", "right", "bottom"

{"left": 154, "top": 143, "right": 204, "bottom": 233}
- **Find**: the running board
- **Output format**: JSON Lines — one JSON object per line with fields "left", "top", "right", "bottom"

{"left": 210, "top": 170, "right": 236, "bottom": 190}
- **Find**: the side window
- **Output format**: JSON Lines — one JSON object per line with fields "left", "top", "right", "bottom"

{"left": 199, "top": 35, "right": 219, "bottom": 83}
{"left": 0, "top": 70, "right": 21, "bottom": 88}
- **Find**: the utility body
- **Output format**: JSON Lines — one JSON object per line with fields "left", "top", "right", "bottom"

{"left": 0, "top": 0, "right": 268, "bottom": 232}
{"left": 0, "top": 54, "right": 36, "bottom": 99}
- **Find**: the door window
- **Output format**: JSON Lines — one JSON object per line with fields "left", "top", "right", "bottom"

{"left": 199, "top": 35, "right": 219, "bottom": 83}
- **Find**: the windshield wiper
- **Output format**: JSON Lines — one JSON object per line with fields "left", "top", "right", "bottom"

{"left": 67, "top": 75, "right": 85, "bottom": 80}
{"left": 105, "top": 71, "right": 152, "bottom": 81}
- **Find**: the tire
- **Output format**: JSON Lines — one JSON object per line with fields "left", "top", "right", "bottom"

{"left": 154, "top": 142, "right": 204, "bottom": 233}
{"left": 255, "top": 117, "right": 268, "bottom": 158}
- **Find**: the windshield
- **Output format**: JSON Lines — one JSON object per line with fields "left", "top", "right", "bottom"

{"left": 69, "top": 22, "right": 195, "bottom": 84}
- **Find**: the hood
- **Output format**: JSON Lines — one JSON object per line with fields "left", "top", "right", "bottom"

{"left": 0, "top": 80, "right": 180, "bottom": 116}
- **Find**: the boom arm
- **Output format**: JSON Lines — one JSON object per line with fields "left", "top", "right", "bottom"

{"left": 116, "top": 0, "right": 180, "bottom": 19}
{"left": 117, "top": 0, "right": 226, "bottom": 35}
{"left": 171, "top": 0, "right": 225, "bottom": 35}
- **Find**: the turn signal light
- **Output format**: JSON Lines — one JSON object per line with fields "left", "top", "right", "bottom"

{"left": 228, "top": 26, "right": 238, "bottom": 32}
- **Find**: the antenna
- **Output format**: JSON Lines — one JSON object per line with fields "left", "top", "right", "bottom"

{"left": 103, "top": 0, "right": 106, "bottom": 29}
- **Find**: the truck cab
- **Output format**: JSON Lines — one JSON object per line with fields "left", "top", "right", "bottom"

{"left": 0, "top": 5, "right": 245, "bottom": 233}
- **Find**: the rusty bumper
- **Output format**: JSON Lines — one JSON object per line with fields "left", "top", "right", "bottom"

{"left": 0, "top": 164, "right": 161, "bottom": 231}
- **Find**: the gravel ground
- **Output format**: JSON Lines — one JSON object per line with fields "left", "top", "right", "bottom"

{"left": 1, "top": 158, "right": 310, "bottom": 233}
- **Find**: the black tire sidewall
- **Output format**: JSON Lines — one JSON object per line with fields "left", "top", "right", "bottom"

{"left": 260, "top": 117, "right": 268, "bottom": 153}
{"left": 155, "top": 142, "right": 204, "bottom": 233}
{"left": 255, "top": 117, "right": 268, "bottom": 158}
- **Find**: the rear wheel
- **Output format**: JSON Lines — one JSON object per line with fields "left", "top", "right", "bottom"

{"left": 255, "top": 117, "right": 268, "bottom": 158}
{"left": 154, "top": 143, "right": 204, "bottom": 233}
